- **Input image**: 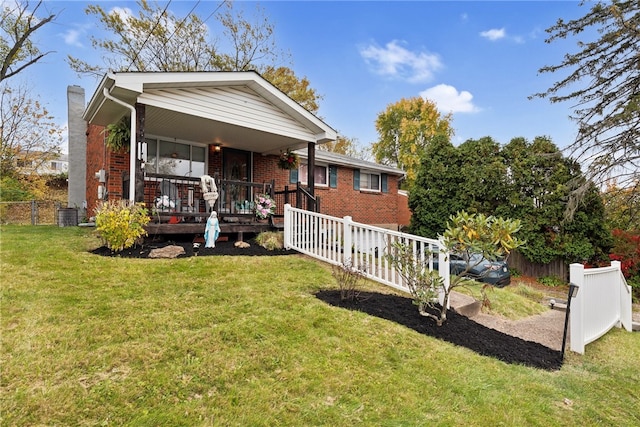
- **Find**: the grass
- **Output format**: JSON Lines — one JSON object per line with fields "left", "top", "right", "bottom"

{"left": 1, "top": 225, "right": 639, "bottom": 426}
{"left": 455, "top": 280, "right": 549, "bottom": 319}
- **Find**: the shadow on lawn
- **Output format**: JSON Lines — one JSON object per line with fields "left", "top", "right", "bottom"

{"left": 316, "top": 290, "right": 563, "bottom": 371}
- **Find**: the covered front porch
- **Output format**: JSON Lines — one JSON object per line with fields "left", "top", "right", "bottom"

{"left": 139, "top": 173, "right": 318, "bottom": 236}
{"left": 83, "top": 71, "right": 337, "bottom": 237}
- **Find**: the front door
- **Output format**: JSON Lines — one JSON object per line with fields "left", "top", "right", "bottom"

{"left": 222, "top": 149, "right": 251, "bottom": 213}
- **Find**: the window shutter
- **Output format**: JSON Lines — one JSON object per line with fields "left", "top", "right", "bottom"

{"left": 289, "top": 168, "right": 298, "bottom": 184}
{"left": 329, "top": 165, "right": 338, "bottom": 188}
{"left": 353, "top": 169, "right": 360, "bottom": 190}
{"left": 381, "top": 173, "right": 388, "bottom": 193}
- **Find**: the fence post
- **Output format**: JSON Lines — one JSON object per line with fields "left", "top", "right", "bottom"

{"left": 569, "top": 263, "right": 585, "bottom": 354}
{"left": 283, "top": 204, "right": 291, "bottom": 249}
{"left": 343, "top": 216, "right": 353, "bottom": 265}
{"left": 438, "top": 237, "right": 450, "bottom": 308}
{"left": 31, "top": 200, "right": 38, "bottom": 225}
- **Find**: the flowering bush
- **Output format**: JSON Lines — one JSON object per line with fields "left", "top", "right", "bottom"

{"left": 254, "top": 193, "right": 275, "bottom": 219}
{"left": 95, "top": 200, "right": 149, "bottom": 251}
{"left": 278, "top": 148, "right": 299, "bottom": 170}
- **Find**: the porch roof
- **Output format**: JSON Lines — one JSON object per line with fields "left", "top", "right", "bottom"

{"left": 83, "top": 71, "right": 337, "bottom": 155}
{"left": 296, "top": 150, "right": 405, "bottom": 177}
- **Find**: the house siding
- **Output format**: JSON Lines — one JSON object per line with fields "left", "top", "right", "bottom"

{"left": 139, "top": 86, "right": 317, "bottom": 141}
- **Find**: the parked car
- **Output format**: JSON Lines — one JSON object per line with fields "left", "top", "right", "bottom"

{"left": 434, "top": 253, "right": 511, "bottom": 287}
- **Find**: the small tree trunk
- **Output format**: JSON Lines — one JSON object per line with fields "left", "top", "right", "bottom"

{"left": 439, "top": 291, "right": 450, "bottom": 325}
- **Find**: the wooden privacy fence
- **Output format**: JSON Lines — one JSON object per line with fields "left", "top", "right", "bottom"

{"left": 570, "top": 261, "right": 633, "bottom": 354}
{"left": 283, "top": 204, "right": 450, "bottom": 302}
{"left": 509, "top": 250, "right": 568, "bottom": 280}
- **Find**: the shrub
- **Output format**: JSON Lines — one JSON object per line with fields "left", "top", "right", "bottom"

{"left": 387, "top": 241, "right": 441, "bottom": 313}
{"left": 95, "top": 201, "right": 149, "bottom": 251}
{"left": 609, "top": 229, "right": 640, "bottom": 300}
{"left": 255, "top": 231, "right": 284, "bottom": 250}
{"left": 388, "top": 211, "right": 524, "bottom": 326}
{"left": 538, "top": 275, "right": 565, "bottom": 287}
{"left": 331, "top": 259, "right": 368, "bottom": 301}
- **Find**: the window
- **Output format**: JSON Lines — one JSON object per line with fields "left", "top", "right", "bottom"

{"left": 145, "top": 138, "right": 206, "bottom": 177}
{"left": 360, "top": 171, "right": 380, "bottom": 191}
{"left": 299, "top": 163, "right": 328, "bottom": 186}
{"left": 50, "top": 161, "right": 63, "bottom": 171}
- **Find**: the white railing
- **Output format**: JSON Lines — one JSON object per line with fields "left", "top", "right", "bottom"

{"left": 283, "top": 204, "right": 450, "bottom": 303}
{"left": 570, "top": 261, "right": 633, "bottom": 354}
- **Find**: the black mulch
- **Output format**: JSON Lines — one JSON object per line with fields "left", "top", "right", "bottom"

{"left": 91, "top": 237, "right": 562, "bottom": 370}
{"left": 316, "top": 290, "right": 563, "bottom": 371}
{"left": 90, "top": 236, "right": 298, "bottom": 258}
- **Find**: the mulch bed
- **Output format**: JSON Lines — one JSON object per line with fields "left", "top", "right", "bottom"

{"left": 90, "top": 236, "right": 297, "bottom": 258}
{"left": 90, "top": 237, "right": 563, "bottom": 370}
{"left": 316, "top": 290, "right": 563, "bottom": 371}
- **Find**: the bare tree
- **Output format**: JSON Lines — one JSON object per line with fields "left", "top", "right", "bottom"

{"left": 0, "top": 84, "right": 64, "bottom": 177}
{"left": 1, "top": 0, "right": 56, "bottom": 82}
{"left": 67, "top": 1, "right": 320, "bottom": 111}
{"left": 532, "top": 1, "right": 640, "bottom": 217}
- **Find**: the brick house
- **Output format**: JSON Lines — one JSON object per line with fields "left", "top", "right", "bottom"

{"left": 80, "top": 71, "right": 409, "bottom": 234}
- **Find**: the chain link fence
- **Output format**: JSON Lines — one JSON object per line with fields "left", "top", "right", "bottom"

{"left": 0, "top": 201, "right": 79, "bottom": 225}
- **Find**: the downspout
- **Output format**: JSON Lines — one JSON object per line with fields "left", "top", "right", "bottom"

{"left": 102, "top": 88, "right": 137, "bottom": 203}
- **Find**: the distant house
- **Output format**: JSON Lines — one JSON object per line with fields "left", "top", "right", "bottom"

{"left": 78, "top": 71, "right": 409, "bottom": 234}
{"left": 15, "top": 152, "right": 68, "bottom": 175}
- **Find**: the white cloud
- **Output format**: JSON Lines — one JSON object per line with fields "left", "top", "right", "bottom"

{"left": 420, "top": 84, "right": 480, "bottom": 114}
{"left": 359, "top": 40, "right": 442, "bottom": 83}
{"left": 62, "top": 28, "right": 83, "bottom": 48}
{"left": 480, "top": 28, "right": 506, "bottom": 41}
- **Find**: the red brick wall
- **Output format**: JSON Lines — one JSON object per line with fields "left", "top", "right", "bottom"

{"left": 85, "top": 123, "right": 129, "bottom": 216}
{"left": 253, "top": 154, "right": 406, "bottom": 229}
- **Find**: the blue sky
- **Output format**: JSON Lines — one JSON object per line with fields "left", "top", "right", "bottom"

{"left": 14, "top": 1, "right": 588, "bottom": 153}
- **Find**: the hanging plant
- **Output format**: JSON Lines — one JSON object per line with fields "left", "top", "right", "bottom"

{"left": 104, "top": 116, "right": 131, "bottom": 152}
{"left": 278, "top": 148, "right": 299, "bottom": 170}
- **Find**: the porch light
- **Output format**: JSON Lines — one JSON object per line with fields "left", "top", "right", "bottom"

{"left": 210, "top": 144, "right": 221, "bottom": 153}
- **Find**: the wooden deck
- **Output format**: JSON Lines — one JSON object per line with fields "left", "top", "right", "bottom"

{"left": 146, "top": 221, "right": 273, "bottom": 235}
{"left": 145, "top": 211, "right": 279, "bottom": 240}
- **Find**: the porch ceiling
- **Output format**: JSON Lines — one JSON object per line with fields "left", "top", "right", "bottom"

{"left": 145, "top": 105, "right": 308, "bottom": 155}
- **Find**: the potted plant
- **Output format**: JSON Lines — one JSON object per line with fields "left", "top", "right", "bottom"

{"left": 254, "top": 193, "right": 275, "bottom": 221}
{"left": 278, "top": 148, "right": 299, "bottom": 170}
{"left": 103, "top": 116, "right": 131, "bottom": 152}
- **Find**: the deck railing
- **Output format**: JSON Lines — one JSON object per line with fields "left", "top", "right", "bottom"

{"left": 569, "top": 261, "right": 633, "bottom": 354}
{"left": 283, "top": 204, "right": 449, "bottom": 301}
{"left": 272, "top": 183, "right": 320, "bottom": 216}
{"left": 144, "top": 173, "right": 274, "bottom": 223}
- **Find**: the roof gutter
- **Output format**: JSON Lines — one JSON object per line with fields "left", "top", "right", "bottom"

{"left": 102, "top": 87, "right": 137, "bottom": 203}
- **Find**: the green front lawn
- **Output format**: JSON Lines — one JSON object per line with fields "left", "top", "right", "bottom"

{"left": 1, "top": 226, "right": 638, "bottom": 426}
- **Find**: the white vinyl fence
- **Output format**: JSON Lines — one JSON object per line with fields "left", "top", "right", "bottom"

{"left": 570, "top": 261, "right": 633, "bottom": 354}
{"left": 283, "top": 204, "right": 450, "bottom": 303}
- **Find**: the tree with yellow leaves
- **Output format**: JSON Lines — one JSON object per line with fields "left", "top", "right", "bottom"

{"left": 372, "top": 97, "right": 453, "bottom": 188}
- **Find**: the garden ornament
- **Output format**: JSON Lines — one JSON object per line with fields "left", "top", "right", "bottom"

{"left": 200, "top": 174, "right": 219, "bottom": 212}
{"left": 204, "top": 211, "right": 221, "bottom": 248}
